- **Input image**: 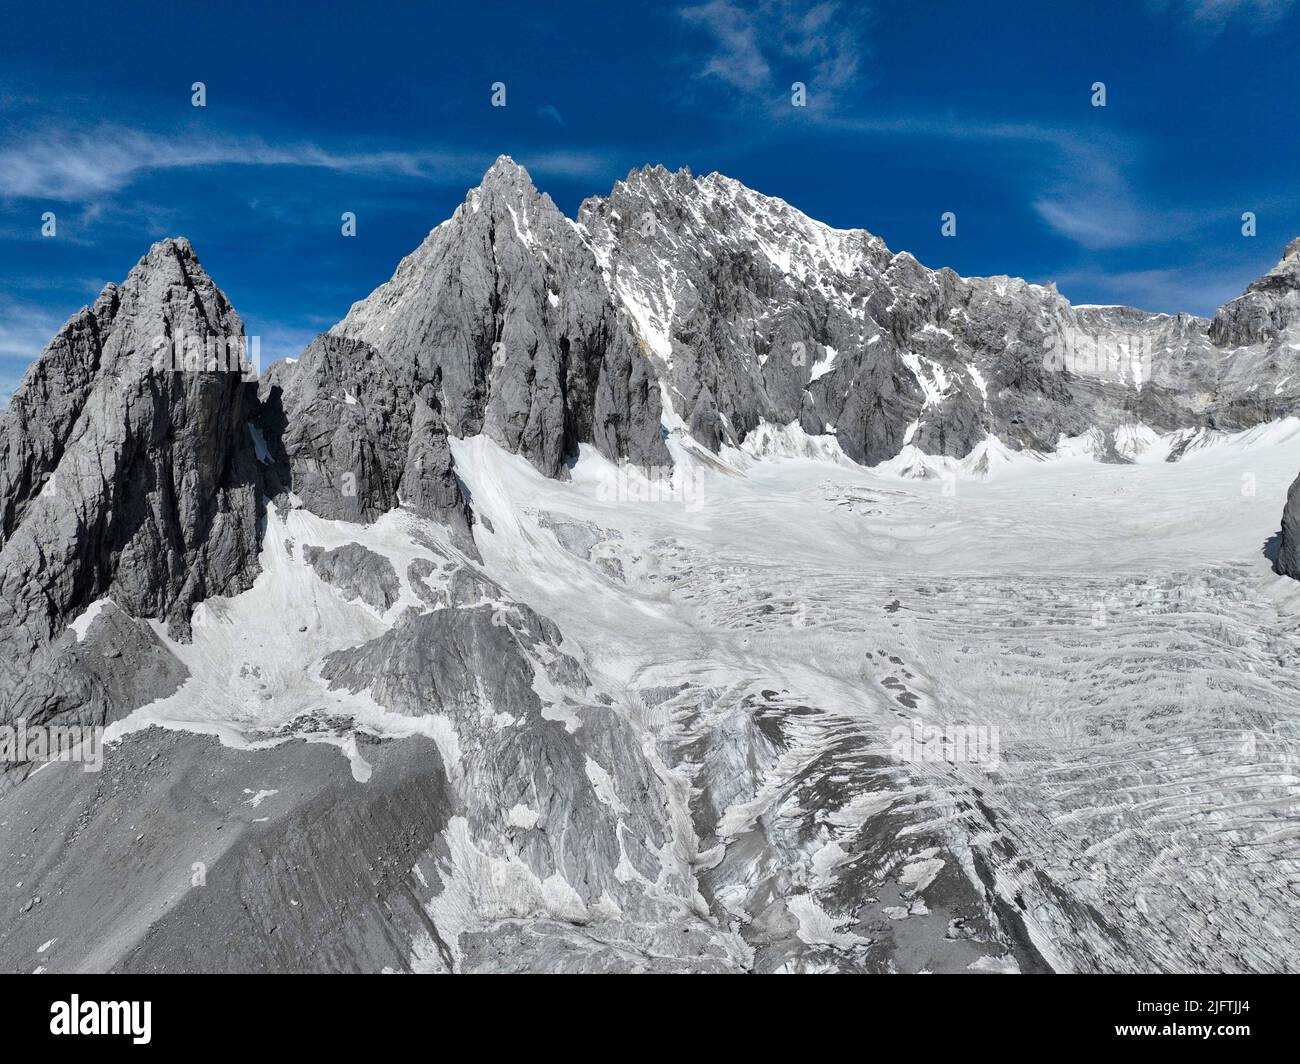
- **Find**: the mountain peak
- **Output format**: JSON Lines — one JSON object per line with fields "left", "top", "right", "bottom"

{"left": 479, "top": 154, "right": 535, "bottom": 189}
{"left": 1209, "top": 237, "right": 1300, "bottom": 346}
{"left": 460, "top": 155, "right": 548, "bottom": 218}
{"left": 124, "top": 236, "right": 212, "bottom": 292}
{"left": 141, "top": 235, "right": 194, "bottom": 262}
{"left": 1249, "top": 237, "right": 1300, "bottom": 289}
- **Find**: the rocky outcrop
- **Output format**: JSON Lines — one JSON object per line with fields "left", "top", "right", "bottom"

{"left": 0, "top": 239, "right": 265, "bottom": 744}
{"left": 333, "top": 156, "right": 669, "bottom": 478}
{"left": 1274, "top": 472, "right": 1300, "bottom": 579}
{"left": 257, "top": 333, "right": 472, "bottom": 535}
{"left": 0, "top": 602, "right": 189, "bottom": 788}
{"left": 258, "top": 334, "right": 413, "bottom": 522}
{"left": 581, "top": 164, "right": 1300, "bottom": 463}
{"left": 303, "top": 543, "right": 401, "bottom": 612}
{"left": 1245, "top": 243, "right": 1300, "bottom": 583}
{"left": 0, "top": 239, "right": 263, "bottom": 650}
{"left": 317, "top": 601, "right": 740, "bottom": 970}
{"left": 401, "top": 391, "right": 467, "bottom": 527}
{"left": 1210, "top": 238, "right": 1300, "bottom": 348}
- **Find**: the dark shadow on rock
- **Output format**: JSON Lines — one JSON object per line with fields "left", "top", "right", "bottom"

{"left": 1263, "top": 531, "right": 1282, "bottom": 566}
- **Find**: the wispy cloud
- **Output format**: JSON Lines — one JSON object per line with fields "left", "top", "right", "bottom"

{"left": 823, "top": 114, "right": 1146, "bottom": 250}
{"left": 1030, "top": 137, "right": 1159, "bottom": 251}
{"left": 0, "top": 296, "right": 72, "bottom": 366}
{"left": 0, "top": 127, "right": 614, "bottom": 202}
{"left": 679, "top": 0, "right": 771, "bottom": 91}
{"left": 777, "top": 0, "right": 860, "bottom": 90}
{"left": 1152, "top": 0, "right": 1296, "bottom": 28}
{"left": 538, "top": 104, "right": 565, "bottom": 126}
{"left": 1051, "top": 261, "right": 1263, "bottom": 316}
{"left": 823, "top": 113, "right": 1220, "bottom": 252}
{"left": 678, "top": 0, "right": 865, "bottom": 102}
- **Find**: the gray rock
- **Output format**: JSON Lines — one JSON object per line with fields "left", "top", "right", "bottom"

{"left": 536, "top": 512, "right": 605, "bottom": 559}
{"left": 320, "top": 601, "right": 570, "bottom": 729}
{"left": 1274, "top": 471, "right": 1300, "bottom": 579}
{"left": 315, "top": 600, "right": 737, "bottom": 968}
{"left": 259, "top": 333, "right": 409, "bottom": 521}
{"left": 333, "top": 156, "right": 669, "bottom": 477}
{"left": 0, "top": 238, "right": 263, "bottom": 737}
{"left": 259, "top": 334, "right": 472, "bottom": 534}
{"left": 1210, "top": 238, "right": 1300, "bottom": 348}
{"left": 581, "top": 165, "right": 1300, "bottom": 463}
{"left": 302, "top": 543, "right": 401, "bottom": 612}
{"left": 0, "top": 603, "right": 188, "bottom": 787}
{"left": 402, "top": 390, "right": 471, "bottom": 533}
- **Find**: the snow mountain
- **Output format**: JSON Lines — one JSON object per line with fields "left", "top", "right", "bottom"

{"left": 3, "top": 157, "right": 1300, "bottom": 974}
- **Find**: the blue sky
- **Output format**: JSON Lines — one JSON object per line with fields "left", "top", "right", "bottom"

{"left": 2, "top": 0, "right": 1298, "bottom": 401}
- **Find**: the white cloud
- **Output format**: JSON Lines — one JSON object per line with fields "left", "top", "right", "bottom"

{"left": 0, "top": 297, "right": 73, "bottom": 361}
{"left": 0, "top": 296, "right": 81, "bottom": 404}
{"left": 825, "top": 114, "right": 1209, "bottom": 253}
{"left": 1030, "top": 140, "right": 1153, "bottom": 251}
{"left": 0, "top": 128, "right": 613, "bottom": 202}
{"left": 679, "top": 0, "right": 863, "bottom": 100}
{"left": 1153, "top": 0, "right": 1296, "bottom": 27}
{"left": 680, "top": 0, "right": 772, "bottom": 91}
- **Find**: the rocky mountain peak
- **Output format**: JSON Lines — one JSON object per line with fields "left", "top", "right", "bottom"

{"left": 6, "top": 163, "right": 1300, "bottom": 977}
{"left": 0, "top": 235, "right": 268, "bottom": 757}
{"left": 1209, "top": 238, "right": 1300, "bottom": 347}
{"left": 465, "top": 154, "right": 548, "bottom": 213}
{"left": 1259, "top": 236, "right": 1300, "bottom": 283}
{"left": 330, "top": 159, "right": 667, "bottom": 480}
{"left": 612, "top": 163, "right": 697, "bottom": 201}
{"left": 123, "top": 236, "right": 207, "bottom": 295}
{"left": 480, "top": 153, "right": 532, "bottom": 185}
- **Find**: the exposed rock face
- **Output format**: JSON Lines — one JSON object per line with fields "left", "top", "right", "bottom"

{"left": 7, "top": 158, "right": 1300, "bottom": 974}
{"left": 0, "top": 602, "right": 189, "bottom": 789}
{"left": 401, "top": 391, "right": 468, "bottom": 528}
{"left": 1274, "top": 472, "right": 1300, "bottom": 579}
{"left": 303, "top": 543, "right": 401, "bottom": 612}
{"left": 0, "top": 239, "right": 262, "bottom": 648}
{"left": 333, "top": 156, "right": 669, "bottom": 478}
{"left": 0, "top": 239, "right": 263, "bottom": 742}
{"left": 1237, "top": 242, "right": 1300, "bottom": 582}
{"left": 257, "top": 333, "right": 472, "bottom": 534}
{"left": 580, "top": 165, "right": 1300, "bottom": 463}
{"left": 318, "top": 602, "right": 743, "bottom": 970}
{"left": 259, "top": 334, "right": 412, "bottom": 522}
{"left": 1210, "top": 237, "right": 1300, "bottom": 348}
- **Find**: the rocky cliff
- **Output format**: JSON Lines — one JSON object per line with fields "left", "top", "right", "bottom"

{"left": 5, "top": 158, "right": 1300, "bottom": 973}
{"left": 580, "top": 164, "right": 1300, "bottom": 464}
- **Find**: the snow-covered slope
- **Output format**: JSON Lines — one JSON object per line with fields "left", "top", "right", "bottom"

{"left": 5, "top": 158, "right": 1300, "bottom": 974}
{"left": 11, "top": 412, "right": 1294, "bottom": 972}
